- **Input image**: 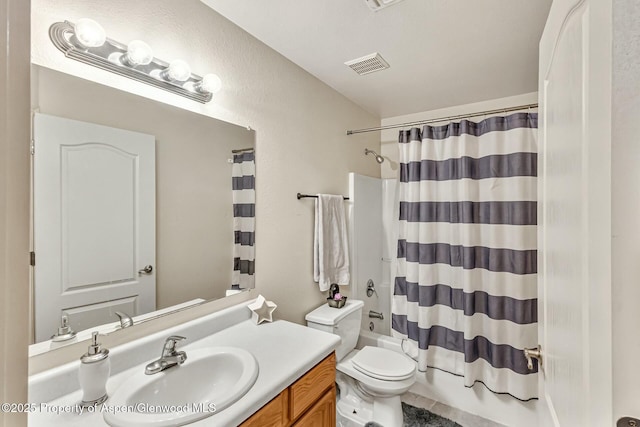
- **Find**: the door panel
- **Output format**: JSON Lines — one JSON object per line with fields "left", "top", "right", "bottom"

{"left": 540, "top": 11, "right": 586, "bottom": 423}
{"left": 62, "top": 143, "right": 137, "bottom": 289}
{"left": 538, "top": 0, "right": 612, "bottom": 425}
{"left": 33, "top": 113, "right": 156, "bottom": 342}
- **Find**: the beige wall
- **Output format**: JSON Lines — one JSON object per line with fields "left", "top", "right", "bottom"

{"left": 32, "top": 66, "right": 254, "bottom": 310}
{"left": 0, "top": 0, "right": 31, "bottom": 425}
{"left": 31, "top": 0, "right": 381, "bottom": 327}
{"left": 612, "top": 0, "right": 640, "bottom": 419}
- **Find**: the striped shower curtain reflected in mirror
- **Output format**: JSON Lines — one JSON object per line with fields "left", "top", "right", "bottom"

{"left": 231, "top": 150, "right": 255, "bottom": 289}
{"left": 391, "top": 113, "right": 538, "bottom": 401}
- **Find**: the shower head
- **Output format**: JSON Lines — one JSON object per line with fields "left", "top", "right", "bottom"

{"left": 364, "top": 148, "right": 384, "bottom": 164}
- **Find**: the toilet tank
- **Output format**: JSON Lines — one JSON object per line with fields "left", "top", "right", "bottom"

{"left": 305, "top": 299, "right": 364, "bottom": 361}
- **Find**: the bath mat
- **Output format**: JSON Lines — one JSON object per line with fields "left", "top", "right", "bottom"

{"left": 401, "top": 402, "right": 462, "bottom": 427}
{"left": 362, "top": 402, "right": 462, "bottom": 427}
{"left": 364, "top": 403, "right": 463, "bottom": 427}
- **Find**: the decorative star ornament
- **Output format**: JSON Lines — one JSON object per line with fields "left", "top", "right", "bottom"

{"left": 248, "top": 295, "right": 277, "bottom": 324}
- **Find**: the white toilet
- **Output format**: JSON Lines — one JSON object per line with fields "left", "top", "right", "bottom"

{"left": 306, "top": 299, "right": 416, "bottom": 427}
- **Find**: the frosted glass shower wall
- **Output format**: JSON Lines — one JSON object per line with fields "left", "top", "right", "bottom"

{"left": 349, "top": 173, "right": 398, "bottom": 336}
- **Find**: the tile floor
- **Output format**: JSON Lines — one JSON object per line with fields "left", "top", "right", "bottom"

{"left": 401, "top": 392, "right": 507, "bottom": 427}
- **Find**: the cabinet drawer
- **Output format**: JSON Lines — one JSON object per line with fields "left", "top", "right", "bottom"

{"left": 241, "top": 390, "right": 289, "bottom": 427}
{"left": 289, "top": 352, "right": 336, "bottom": 421}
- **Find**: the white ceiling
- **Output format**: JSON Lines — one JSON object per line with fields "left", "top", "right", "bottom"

{"left": 200, "top": 0, "right": 552, "bottom": 118}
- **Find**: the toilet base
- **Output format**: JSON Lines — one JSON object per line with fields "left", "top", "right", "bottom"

{"left": 336, "top": 393, "right": 372, "bottom": 427}
{"left": 336, "top": 373, "right": 405, "bottom": 427}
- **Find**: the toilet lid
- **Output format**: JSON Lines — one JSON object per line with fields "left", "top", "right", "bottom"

{"left": 351, "top": 346, "right": 415, "bottom": 381}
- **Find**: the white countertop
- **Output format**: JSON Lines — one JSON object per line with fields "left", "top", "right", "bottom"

{"left": 28, "top": 316, "right": 340, "bottom": 426}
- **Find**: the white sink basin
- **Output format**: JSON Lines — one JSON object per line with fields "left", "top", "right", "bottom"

{"left": 103, "top": 347, "right": 259, "bottom": 426}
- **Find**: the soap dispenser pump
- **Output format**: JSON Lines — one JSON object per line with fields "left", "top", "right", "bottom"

{"left": 79, "top": 331, "right": 110, "bottom": 406}
{"left": 51, "top": 314, "right": 76, "bottom": 342}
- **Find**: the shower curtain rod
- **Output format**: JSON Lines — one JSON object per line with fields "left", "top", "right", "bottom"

{"left": 345, "top": 103, "right": 538, "bottom": 135}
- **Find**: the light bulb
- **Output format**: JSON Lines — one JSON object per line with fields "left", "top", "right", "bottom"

{"left": 161, "top": 59, "right": 191, "bottom": 82}
{"left": 196, "top": 73, "right": 222, "bottom": 94}
{"left": 73, "top": 18, "right": 106, "bottom": 48}
{"left": 122, "top": 40, "right": 153, "bottom": 66}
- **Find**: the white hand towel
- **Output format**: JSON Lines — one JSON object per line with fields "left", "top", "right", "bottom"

{"left": 314, "top": 194, "right": 350, "bottom": 291}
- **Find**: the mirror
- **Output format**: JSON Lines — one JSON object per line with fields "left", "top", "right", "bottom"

{"left": 30, "top": 65, "right": 255, "bottom": 351}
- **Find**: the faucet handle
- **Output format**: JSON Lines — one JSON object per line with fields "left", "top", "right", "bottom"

{"left": 163, "top": 335, "right": 186, "bottom": 354}
{"left": 114, "top": 311, "right": 133, "bottom": 328}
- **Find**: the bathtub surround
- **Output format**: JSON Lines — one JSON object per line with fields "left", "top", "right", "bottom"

{"left": 392, "top": 113, "right": 539, "bottom": 401}
{"left": 232, "top": 150, "right": 256, "bottom": 289}
{"left": 348, "top": 173, "right": 387, "bottom": 334}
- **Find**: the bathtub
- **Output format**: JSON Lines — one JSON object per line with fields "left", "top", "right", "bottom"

{"left": 357, "top": 328, "right": 403, "bottom": 353}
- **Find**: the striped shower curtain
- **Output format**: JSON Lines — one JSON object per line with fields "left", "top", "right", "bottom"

{"left": 231, "top": 151, "right": 255, "bottom": 289}
{"left": 391, "top": 113, "right": 538, "bottom": 401}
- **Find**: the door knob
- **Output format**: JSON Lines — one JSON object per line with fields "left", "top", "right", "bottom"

{"left": 138, "top": 265, "right": 153, "bottom": 275}
{"left": 523, "top": 345, "right": 542, "bottom": 370}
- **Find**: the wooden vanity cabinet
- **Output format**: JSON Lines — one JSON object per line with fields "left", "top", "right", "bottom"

{"left": 291, "top": 386, "right": 336, "bottom": 427}
{"left": 240, "top": 352, "right": 336, "bottom": 427}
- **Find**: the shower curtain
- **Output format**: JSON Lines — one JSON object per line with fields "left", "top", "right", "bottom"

{"left": 231, "top": 150, "right": 255, "bottom": 289}
{"left": 391, "top": 113, "right": 538, "bottom": 401}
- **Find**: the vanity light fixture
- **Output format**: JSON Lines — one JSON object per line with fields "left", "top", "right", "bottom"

{"left": 49, "top": 20, "right": 221, "bottom": 103}
{"left": 194, "top": 73, "right": 223, "bottom": 94}
{"left": 72, "top": 18, "right": 106, "bottom": 48}
{"left": 160, "top": 59, "right": 192, "bottom": 82}
{"left": 121, "top": 40, "right": 154, "bottom": 67}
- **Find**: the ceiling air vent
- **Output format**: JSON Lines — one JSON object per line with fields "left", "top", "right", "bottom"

{"left": 345, "top": 52, "right": 390, "bottom": 76}
{"left": 364, "top": 0, "right": 406, "bottom": 12}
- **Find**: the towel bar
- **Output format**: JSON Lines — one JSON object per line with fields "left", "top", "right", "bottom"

{"left": 297, "top": 193, "right": 349, "bottom": 200}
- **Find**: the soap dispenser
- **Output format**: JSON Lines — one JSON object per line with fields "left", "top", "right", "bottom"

{"left": 49, "top": 314, "right": 77, "bottom": 350}
{"left": 79, "top": 331, "right": 110, "bottom": 406}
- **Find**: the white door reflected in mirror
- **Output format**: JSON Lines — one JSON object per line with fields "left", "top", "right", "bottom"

{"left": 33, "top": 113, "right": 156, "bottom": 343}
{"left": 29, "top": 67, "right": 256, "bottom": 353}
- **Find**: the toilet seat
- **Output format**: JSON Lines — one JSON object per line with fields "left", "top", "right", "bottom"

{"left": 351, "top": 346, "right": 415, "bottom": 381}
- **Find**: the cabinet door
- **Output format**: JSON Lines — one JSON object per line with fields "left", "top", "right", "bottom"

{"left": 241, "top": 390, "right": 289, "bottom": 427}
{"left": 290, "top": 353, "right": 336, "bottom": 420}
{"left": 293, "top": 386, "right": 336, "bottom": 427}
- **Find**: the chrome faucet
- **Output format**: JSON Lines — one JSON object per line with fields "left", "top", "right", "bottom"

{"left": 369, "top": 310, "right": 384, "bottom": 320}
{"left": 145, "top": 336, "right": 187, "bottom": 375}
